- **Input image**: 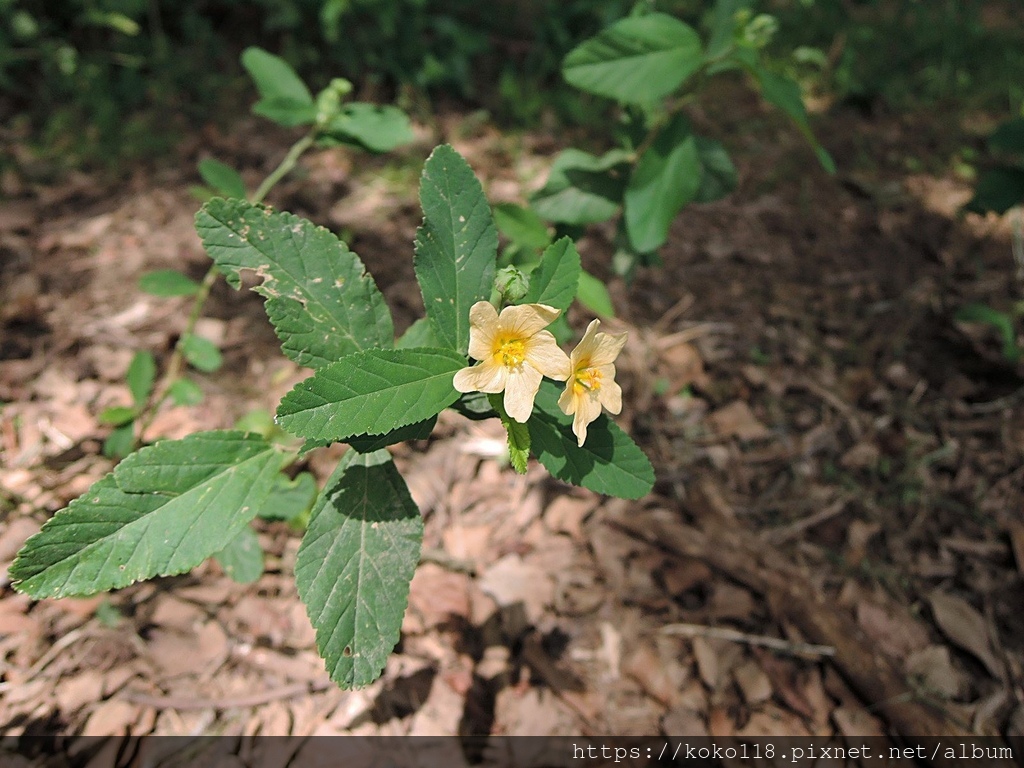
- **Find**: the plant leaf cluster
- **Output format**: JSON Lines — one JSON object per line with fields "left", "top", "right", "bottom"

{"left": 524, "top": 3, "right": 834, "bottom": 278}
{"left": 12, "top": 143, "right": 653, "bottom": 692}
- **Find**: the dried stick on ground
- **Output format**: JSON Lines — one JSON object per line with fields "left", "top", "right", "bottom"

{"left": 608, "top": 507, "right": 1016, "bottom": 768}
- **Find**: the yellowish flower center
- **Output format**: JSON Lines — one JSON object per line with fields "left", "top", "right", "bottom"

{"left": 496, "top": 337, "right": 527, "bottom": 367}
{"left": 574, "top": 367, "right": 602, "bottom": 394}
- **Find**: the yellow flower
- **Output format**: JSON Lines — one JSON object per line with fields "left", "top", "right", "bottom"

{"left": 558, "top": 319, "right": 627, "bottom": 447}
{"left": 453, "top": 301, "right": 571, "bottom": 423}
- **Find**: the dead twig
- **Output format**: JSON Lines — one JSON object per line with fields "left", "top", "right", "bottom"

{"left": 660, "top": 622, "right": 835, "bottom": 658}
{"left": 122, "top": 679, "right": 333, "bottom": 710}
{"left": 763, "top": 496, "right": 850, "bottom": 545}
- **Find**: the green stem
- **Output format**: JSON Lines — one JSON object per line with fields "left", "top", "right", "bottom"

{"left": 133, "top": 129, "right": 318, "bottom": 447}
{"left": 251, "top": 133, "right": 315, "bottom": 205}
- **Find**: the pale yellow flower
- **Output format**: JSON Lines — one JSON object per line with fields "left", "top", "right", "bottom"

{"left": 453, "top": 301, "right": 571, "bottom": 423}
{"left": 558, "top": 319, "right": 627, "bottom": 447}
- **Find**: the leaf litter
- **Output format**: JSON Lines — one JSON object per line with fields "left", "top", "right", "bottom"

{"left": 0, "top": 100, "right": 1022, "bottom": 750}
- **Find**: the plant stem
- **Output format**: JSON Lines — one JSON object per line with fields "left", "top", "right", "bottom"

{"left": 134, "top": 129, "right": 318, "bottom": 446}
{"left": 251, "top": 133, "right": 315, "bottom": 205}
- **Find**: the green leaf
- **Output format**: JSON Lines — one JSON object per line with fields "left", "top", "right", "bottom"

{"left": 965, "top": 168, "right": 1024, "bottom": 215}
{"left": 296, "top": 449, "right": 423, "bottom": 689}
{"left": 625, "top": 114, "right": 702, "bottom": 253}
{"left": 103, "top": 423, "right": 135, "bottom": 459}
{"left": 256, "top": 471, "right": 319, "bottom": 521}
{"left": 346, "top": 416, "right": 437, "bottom": 453}
{"left": 180, "top": 334, "right": 222, "bottom": 373}
{"left": 196, "top": 199, "right": 394, "bottom": 369}
{"left": 694, "top": 136, "right": 738, "bottom": 203}
{"left": 752, "top": 67, "right": 835, "bottom": 174}
{"left": 396, "top": 317, "right": 438, "bottom": 349}
{"left": 213, "top": 525, "right": 264, "bottom": 584}
{"left": 277, "top": 348, "right": 465, "bottom": 443}
{"left": 320, "top": 103, "right": 415, "bottom": 153}
{"left": 198, "top": 158, "right": 247, "bottom": 200}
{"left": 451, "top": 391, "right": 495, "bottom": 421}
{"left": 955, "top": 303, "right": 1022, "bottom": 362}
{"left": 706, "top": 0, "right": 748, "bottom": 58}
{"left": 10, "top": 431, "right": 284, "bottom": 598}
{"left": 531, "top": 149, "right": 630, "bottom": 226}
{"left": 563, "top": 13, "right": 703, "bottom": 104}
{"left": 167, "top": 378, "right": 204, "bottom": 406}
{"left": 414, "top": 145, "right": 498, "bottom": 354}
{"left": 528, "top": 382, "right": 653, "bottom": 499}
{"left": 522, "top": 237, "right": 581, "bottom": 312}
{"left": 488, "top": 394, "right": 530, "bottom": 474}
{"left": 138, "top": 270, "right": 200, "bottom": 297}
{"left": 98, "top": 406, "right": 137, "bottom": 427}
{"left": 989, "top": 118, "right": 1024, "bottom": 156}
{"left": 493, "top": 203, "right": 552, "bottom": 251}
{"left": 126, "top": 350, "right": 156, "bottom": 407}
{"left": 241, "top": 47, "right": 315, "bottom": 127}
{"left": 576, "top": 270, "right": 615, "bottom": 317}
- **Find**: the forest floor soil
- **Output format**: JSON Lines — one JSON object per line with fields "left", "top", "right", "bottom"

{"left": 1, "top": 94, "right": 1023, "bottom": 749}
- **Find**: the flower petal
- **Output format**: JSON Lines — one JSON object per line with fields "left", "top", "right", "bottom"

{"left": 499, "top": 303, "right": 560, "bottom": 338}
{"left": 454, "top": 360, "right": 507, "bottom": 394}
{"left": 504, "top": 364, "right": 543, "bottom": 423}
{"left": 573, "top": 320, "right": 627, "bottom": 368}
{"left": 525, "top": 331, "right": 571, "bottom": 380}
{"left": 557, "top": 382, "right": 577, "bottom": 415}
{"left": 467, "top": 301, "right": 499, "bottom": 362}
{"left": 588, "top": 328, "right": 628, "bottom": 367}
{"left": 571, "top": 390, "right": 604, "bottom": 447}
{"left": 597, "top": 369, "right": 622, "bottom": 414}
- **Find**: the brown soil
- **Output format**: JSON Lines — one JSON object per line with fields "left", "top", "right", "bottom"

{"left": 1, "top": 95, "right": 1023, "bottom": 746}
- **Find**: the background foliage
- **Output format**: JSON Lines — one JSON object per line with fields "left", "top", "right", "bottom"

{"left": 4, "top": 0, "right": 1021, "bottom": 169}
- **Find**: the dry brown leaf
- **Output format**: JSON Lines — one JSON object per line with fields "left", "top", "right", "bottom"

{"left": 855, "top": 601, "right": 929, "bottom": 659}
{"left": 55, "top": 671, "right": 105, "bottom": 715}
{"left": 408, "top": 676, "right": 464, "bottom": 736}
{"left": 692, "top": 636, "right": 720, "bottom": 689}
{"left": 478, "top": 553, "right": 553, "bottom": 624}
{"left": 440, "top": 524, "right": 491, "bottom": 565}
{"left": 622, "top": 642, "right": 681, "bottom": 707}
{"left": 706, "top": 400, "right": 770, "bottom": 441}
{"left": 928, "top": 591, "right": 1002, "bottom": 678}
{"left": 492, "top": 687, "right": 580, "bottom": 736}
{"left": 0, "top": 517, "right": 41, "bottom": 562}
{"left": 839, "top": 441, "right": 880, "bottom": 470}
{"left": 406, "top": 563, "right": 471, "bottom": 630}
{"left": 709, "top": 583, "right": 756, "bottom": 622}
{"left": 905, "top": 644, "right": 967, "bottom": 699}
{"left": 81, "top": 699, "right": 139, "bottom": 737}
{"left": 832, "top": 705, "right": 886, "bottom": 738}
{"left": 1006, "top": 522, "right": 1024, "bottom": 576}
{"left": 543, "top": 495, "right": 595, "bottom": 540}
{"left": 737, "top": 706, "right": 812, "bottom": 737}
{"left": 733, "top": 660, "right": 772, "bottom": 705}
{"left": 661, "top": 706, "right": 708, "bottom": 736}
{"left": 659, "top": 341, "right": 709, "bottom": 391}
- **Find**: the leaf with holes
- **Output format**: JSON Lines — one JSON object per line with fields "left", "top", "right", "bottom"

{"left": 196, "top": 199, "right": 393, "bottom": 369}
{"left": 296, "top": 449, "right": 422, "bottom": 688}
{"left": 414, "top": 145, "right": 497, "bottom": 354}
{"left": 10, "top": 431, "right": 283, "bottom": 599}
